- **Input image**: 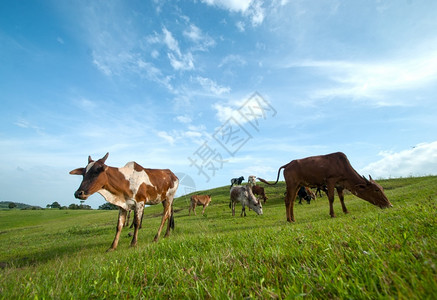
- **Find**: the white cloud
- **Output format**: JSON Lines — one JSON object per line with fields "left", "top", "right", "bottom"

{"left": 183, "top": 24, "right": 216, "bottom": 51}
{"left": 168, "top": 52, "right": 194, "bottom": 71}
{"left": 175, "top": 115, "right": 192, "bottom": 124}
{"left": 157, "top": 125, "right": 208, "bottom": 146}
{"left": 361, "top": 141, "right": 437, "bottom": 178}
{"left": 218, "top": 54, "right": 247, "bottom": 67}
{"left": 201, "top": 0, "right": 253, "bottom": 12}
{"left": 288, "top": 53, "right": 437, "bottom": 105}
{"left": 157, "top": 131, "right": 176, "bottom": 145}
{"left": 163, "top": 27, "right": 182, "bottom": 57}
{"left": 194, "top": 76, "right": 231, "bottom": 95}
{"left": 236, "top": 21, "right": 245, "bottom": 32}
{"left": 213, "top": 93, "right": 276, "bottom": 123}
{"left": 201, "top": 0, "right": 265, "bottom": 27}
{"left": 163, "top": 27, "right": 195, "bottom": 71}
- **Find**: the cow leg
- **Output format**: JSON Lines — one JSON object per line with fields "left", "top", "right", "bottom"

{"left": 232, "top": 201, "right": 236, "bottom": 216}
{"left": 336, "top": 186, "right": 349, "bottom": 214}
{"left": 164, "top": 202, "right": 174, "bottom": 238}
{"left": 193, "top": 203, "right": 197, "bottom": 216}
{"left": 327, "top": 182, "right": 336, "bottom": 218}
{"left": 241, "top": 205, "right": 246, "bottom": 217}
{"left": 108, "top": 208, "right": 127, "bottom": 251}
{"left": 202, "top": 204, "right": 206, "bottom": 215}
{"left": 124, "top": 210, "right": 131, "bottom": 227}
{"left": 130, "top": 202, "right": 145, "bottom": 247}
{"left": 154, "top": 200, "right": 172, "bottom": 242}
{"left": 285, "top": 185, "right": 298, "bottom": 222}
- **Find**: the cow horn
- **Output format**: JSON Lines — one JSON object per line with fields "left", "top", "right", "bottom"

{"left": 88, "top": 155, "right": 94, "bottom": 164}
{"left": 369, "top": 175, "right": 373, "bottom": 181}
{"left": 362, "top": 175, "right": 370, "bottom": 183}
{"left": 99, "top": 152, "right": 109, "bottom": 163}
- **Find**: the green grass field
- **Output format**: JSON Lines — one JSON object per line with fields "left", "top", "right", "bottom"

{"left": 1, "top": 176, "right": 436, "bottom": 299}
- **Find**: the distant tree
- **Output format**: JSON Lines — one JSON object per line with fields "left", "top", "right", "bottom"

{"left": 46, "top": 204, "right": 51, "bottom": 209}
{"left": 69, "top": 203, "right": 79, "bottom": 210}
{"left": 50, "top": 201, "right": 61, "bottom": 209}
{"left": 98, "top": 202, "right": 118, "bottom": 210}
{"left": 8, "top": 202, "right": 16, "bottom": 209}
{"left": 79, "top": 204, "right": 92, "bottom": 210}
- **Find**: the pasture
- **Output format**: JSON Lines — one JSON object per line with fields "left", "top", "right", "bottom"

{"left": 0, "top": 176, "right": 436, "bottom": 298}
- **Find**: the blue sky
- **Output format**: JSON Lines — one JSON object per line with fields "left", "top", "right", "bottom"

{"left": 1, "top": 0, "right": 437, "bottom": 208}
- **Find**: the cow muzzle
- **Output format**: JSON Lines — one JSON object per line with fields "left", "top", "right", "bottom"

{"left": 74, "top": 190, "right": 88, "bottom": 200}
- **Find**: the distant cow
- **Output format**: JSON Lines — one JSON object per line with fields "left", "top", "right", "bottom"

{"left": 297, "top": 186, "right": 315, "bottom": 204}
{"left": 252, "top": 185, "right": 268, "bottom": 203}
{"left": 314, "top": 185, "right": 327, "bottom": 197}
{"left": 189, "top": 195, "right": 212, "bottom": 215}
{"left": 70, "top": 153, "right": 179, "bottom": 251}
{"left": 229, "top": 185, "right": 263, "bottom": 217}
{"left": 248, "top": 175, "right": 257, "bottom": 186}
{"left": 259, "top": 152, "right": 392, "bottom": 222}
{"left": 230, "top": 176, "right": 245, "bottom": 188}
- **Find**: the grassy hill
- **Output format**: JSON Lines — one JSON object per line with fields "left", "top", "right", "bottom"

{"left": 0, "top": 176, "right": 436, "bottom": 298}
{"left": 0, "top": 201, "right": 41, "bottom": 210}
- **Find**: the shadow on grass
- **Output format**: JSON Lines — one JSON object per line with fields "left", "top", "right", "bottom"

{"left": 1, "top": 240, "right": 109, "bottom": 269}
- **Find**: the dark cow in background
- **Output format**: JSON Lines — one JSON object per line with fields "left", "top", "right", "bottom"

{"left": 259, "top": 152, "right": 392, "bottom": 222}
{"left": 252, "top": 185, "right": 268, "bottom": 203}
{"left": 229, "top": 185, "right": 263, "bottom": 217}
{"left": 189, "top": 195, "right": 212, "bottom": 215}
{"left": 315, "top": 185, "right": 328, "bottom": 197}
{"left": 230, "top": 176, "right": 245, "bottom": 188}
{"left": 70, "top": 153, "right": 179, "bottom": 251}
{"left": 297, "top": 186, "right": 315, "bottom": 204}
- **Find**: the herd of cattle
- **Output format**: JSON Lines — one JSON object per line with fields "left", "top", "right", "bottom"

{"left": 70, "top": 152, "right": 392, "bottom": 251}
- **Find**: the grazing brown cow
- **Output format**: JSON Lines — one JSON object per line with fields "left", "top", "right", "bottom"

{"left": 229, "top": 185, "right": 263, "bottom": 217}
{"left": 70, "top": 153, "right": 179, "bottom": 251}
{"left": 258, "top": 152, "right": 392, "bottom": 222}
{"left": 252, "top": 185, "right": 268, "bottom": 203}
{"left": 189, "top": 195, "right": 212, "bottom": 215}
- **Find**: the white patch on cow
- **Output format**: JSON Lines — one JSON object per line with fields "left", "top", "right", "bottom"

{"left": 119, "top": 162, "right": 152, "bottom": 197}
{"left": 98, "top": 189, "right": 130, "bottom": 210}
{"left": 166, "top": 178, "right": 179, "bottom": 199}
{"left": 85, "top": 162, "right": 95, "bottom": 173}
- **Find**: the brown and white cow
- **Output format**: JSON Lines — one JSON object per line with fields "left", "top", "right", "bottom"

{"left": 69, "top": 153, "right": 179, "bottom": 251}
{"left": 229, "top": 185, "right": 263, "bottom": 217}
{"left": 258, "top": 152, "right": 392, "bottom": 222}
{"left": 189, "top": 195, "right": 212, "bottom": 216}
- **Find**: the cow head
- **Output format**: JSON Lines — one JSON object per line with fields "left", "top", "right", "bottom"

{"left": 69, "top": 153, "right": 109, "bottom": 200}
{"left": 354, "top": 175, "right": 392, "bottom": 208}
{"left": 246, "top": 185, "right": 263, "bottom": 215}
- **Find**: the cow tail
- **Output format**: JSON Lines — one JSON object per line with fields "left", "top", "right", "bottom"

{"left": 258, "top": 164, "right": 287, "bottom": 186}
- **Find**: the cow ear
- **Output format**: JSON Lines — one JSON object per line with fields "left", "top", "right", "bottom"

{"left": 70, "top": 168, "right": 85, "bottom": 175}
{"left": 369, "top": 175, "right": 373, "bottom": 181}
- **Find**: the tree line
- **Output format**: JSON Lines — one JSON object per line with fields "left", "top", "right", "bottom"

{"left": 3, "top": 201, "right": 119, "bottom": 210}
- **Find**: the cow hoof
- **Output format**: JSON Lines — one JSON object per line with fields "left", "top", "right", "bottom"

{"left": 106, "top": 248, "right": 116, "bottom": 252}
{"left": 127, "top": 232, "right": 134, "bottom": 237}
